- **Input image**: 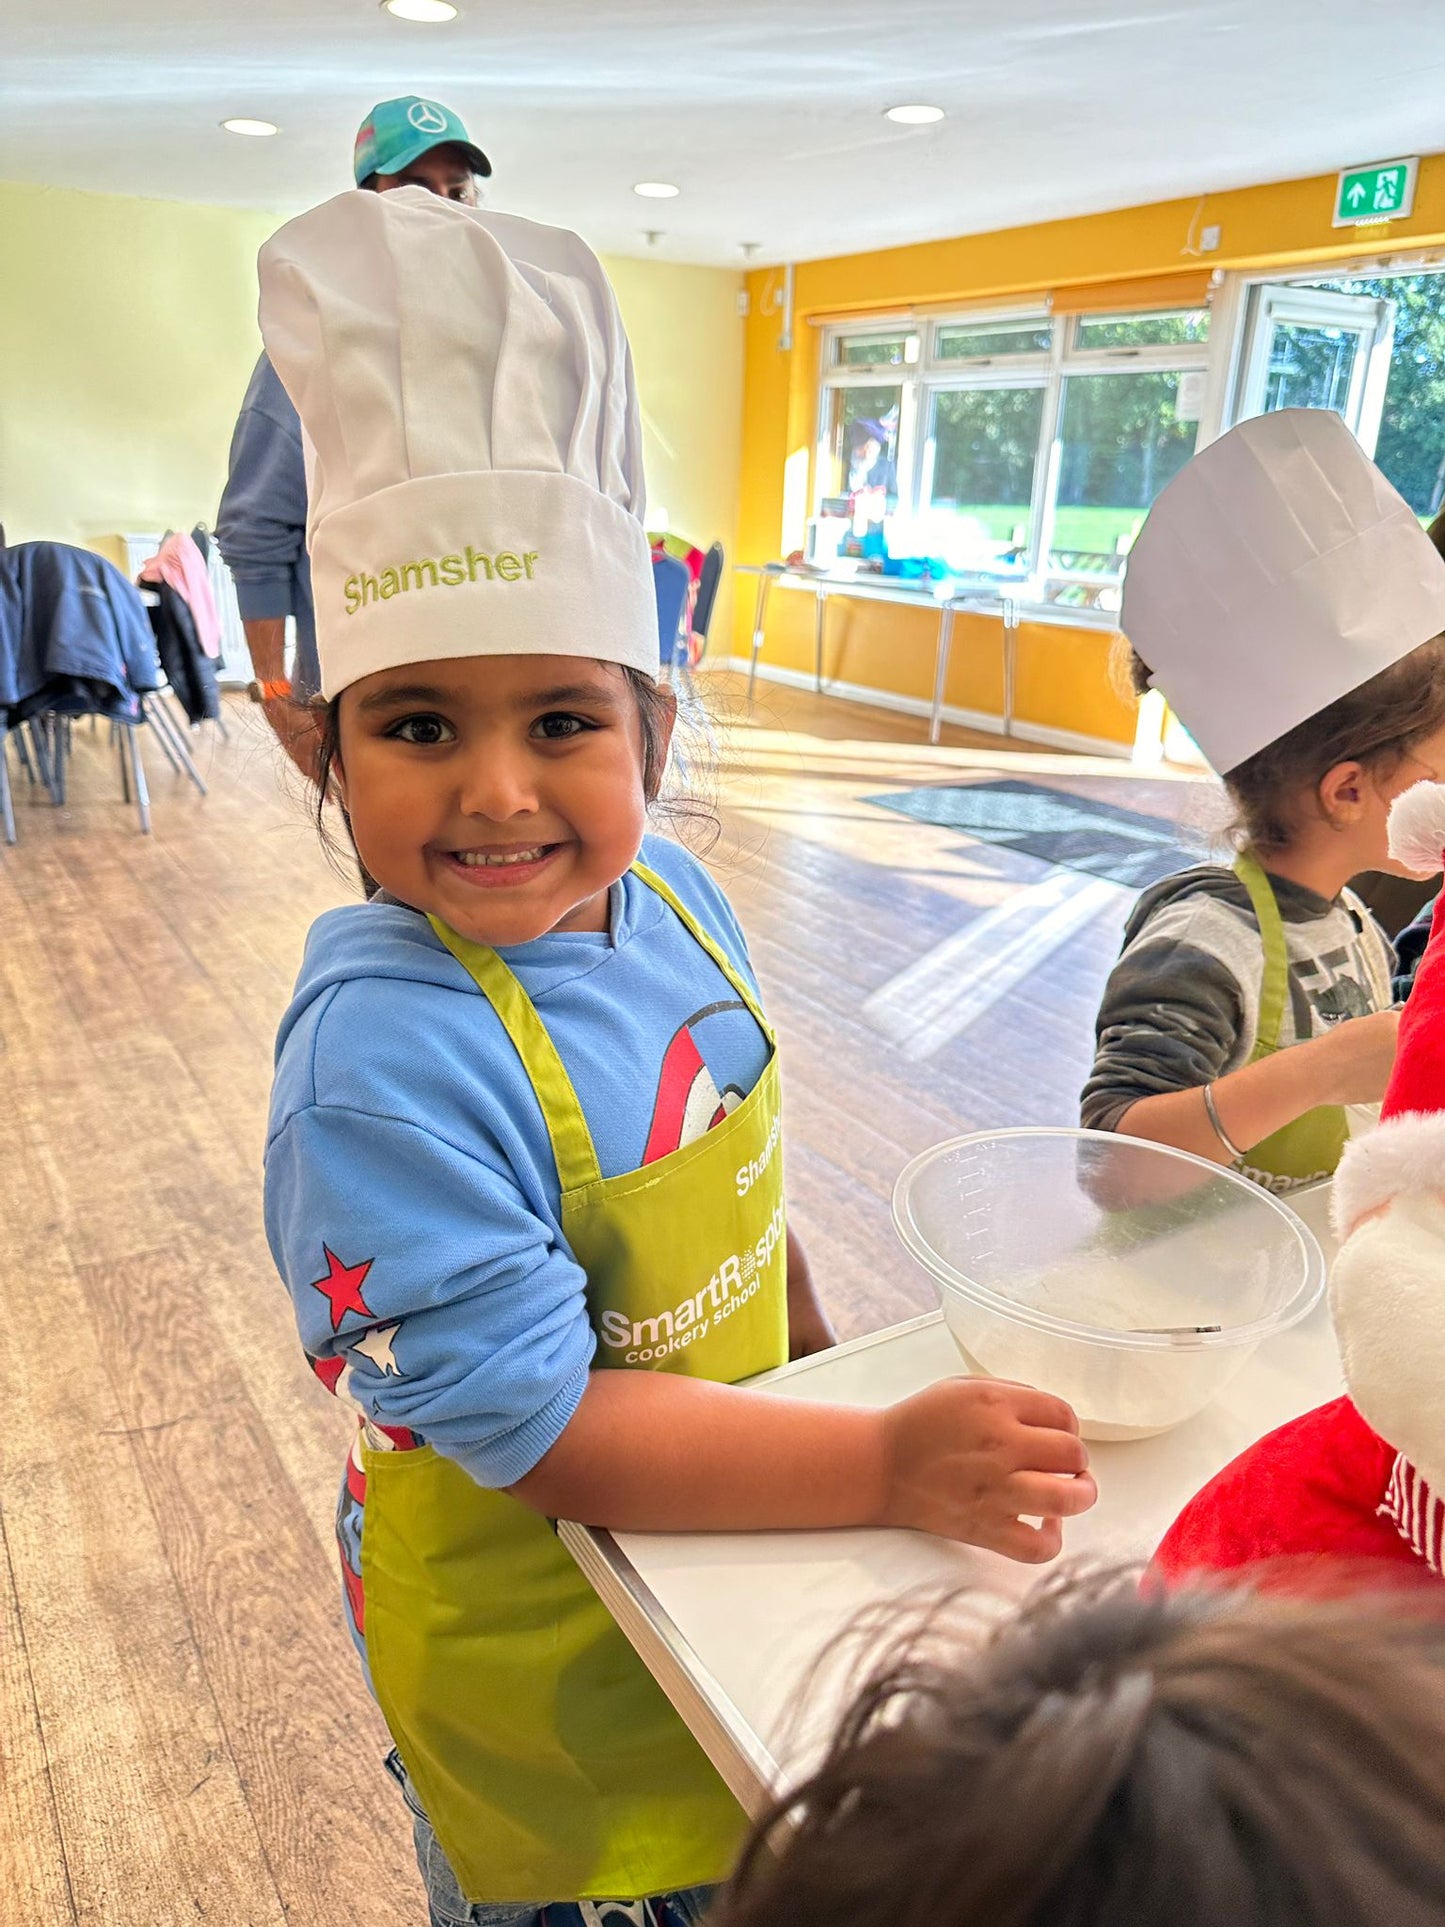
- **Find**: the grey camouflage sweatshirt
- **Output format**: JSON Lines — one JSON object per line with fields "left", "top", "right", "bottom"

{"left": 1081, "top": 864, "right": 1395, "bottom": 1135}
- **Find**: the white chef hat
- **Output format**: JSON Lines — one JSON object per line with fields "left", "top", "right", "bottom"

{"left": 1120, "top": 408, "right": 1445, "bottom": 773}
{"left": 257, "top": 188, "right": 656, "bottom": 699}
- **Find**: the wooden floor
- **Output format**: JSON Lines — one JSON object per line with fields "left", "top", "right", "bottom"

{"left": 0, "top": 677, "right": 1208, "bottom": 1924}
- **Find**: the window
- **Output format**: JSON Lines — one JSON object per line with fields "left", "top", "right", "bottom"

{"left": 922, "top": 386, "right": 1046, "bottom": 575}
{"left": 821, "top": 385, "right": 903, "bottom": 514}
{"left": 831, "top": 328, "right": 918, "bottom": 370}
{"left": 1230, "top": 272, "right": 1445, "bottom": 520}
{"left": 1050, "top": 371, "right": 1200, "bottom": 605}
{"left": 935, "top": 318, "right": 1053, "bottom": 361}
{"left": 1319, "top": 272, "right": 1445, "bottom": 517}
{"left": 1073, "top": 309, "right": 1209, "bottom": 350}
{"left": 1234, "top": 286, "right": 1394, "bottom": 442}
{"left": 815, "top": 303, "right": 1210, "bottom": 610}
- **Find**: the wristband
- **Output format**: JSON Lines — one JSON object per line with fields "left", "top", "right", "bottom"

{"left": 1201, "top": 1082, "right": 1245, "bottom": 1163}
{"left": 247, "top": 678, "right": 293, "bottom": 703}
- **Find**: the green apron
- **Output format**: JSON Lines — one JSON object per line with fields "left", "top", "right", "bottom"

{"left": 1232, "top": 851, "right": 1355, "bottom": 1187}
{"left": 358, "top": 864, "right": 788, "bottom": 1904}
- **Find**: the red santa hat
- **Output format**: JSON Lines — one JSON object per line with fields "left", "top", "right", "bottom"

{"left": 1155, "top": 783, "right": 1445, "bottom": 1587}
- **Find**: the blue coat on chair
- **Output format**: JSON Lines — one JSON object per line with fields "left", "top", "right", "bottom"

{"left": 6, "top": 542, "right": 160, "bottom": 723}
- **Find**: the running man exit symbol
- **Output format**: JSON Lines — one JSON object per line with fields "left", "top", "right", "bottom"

{"left": 1334, "top": 160, "right": 1418, "bottom": 227}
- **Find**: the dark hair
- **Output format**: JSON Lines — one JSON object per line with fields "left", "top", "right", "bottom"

{"left": 1121, "top": 637, "right": 1445, "bottom": 853}
{"left": 712, "top": 1569, "right": 1445, "bottom": 1927}
{"left": 309, "top": 665, "right": 709, "bottom": 884}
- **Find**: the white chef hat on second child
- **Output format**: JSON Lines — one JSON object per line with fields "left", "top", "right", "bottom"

{"left": 256, "top": 187, "right": 656, "bottom": 698}
{"left": 1120, "top": 408, "right": 1445, "bottom": 773}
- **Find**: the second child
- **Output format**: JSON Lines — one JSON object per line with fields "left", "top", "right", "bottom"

{"left": 1083, "top": 410, "right": 1445, "bottom": 1191}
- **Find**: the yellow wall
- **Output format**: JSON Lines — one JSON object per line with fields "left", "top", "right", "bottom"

{"left": 736, "top": 154, "right": 1445, "bottom": 745}
{"left": 0, "top": 180, "right": 745, "bottom": 638}
{"left": 753, "top": 593, "right": 1135, "bottom": 746}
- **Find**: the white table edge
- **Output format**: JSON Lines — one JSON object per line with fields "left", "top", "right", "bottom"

{"left": 557, "top": 1312, "right": 945, "bottom": 1814}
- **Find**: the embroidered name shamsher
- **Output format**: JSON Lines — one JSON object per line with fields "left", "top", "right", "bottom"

{"left": 344, "top": 547, "right": 539, "bottom": 615}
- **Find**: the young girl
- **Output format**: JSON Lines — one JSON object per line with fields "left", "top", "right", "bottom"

{"left": 1082, "top": 409, "right": 1445, "bottom": 1192}
{"left": 258, "top": 190, "right": 1095, "bottom": 1927}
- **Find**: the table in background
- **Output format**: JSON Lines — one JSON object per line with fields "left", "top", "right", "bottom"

{"left": 561, "top": 1183, "right": 1342, "bottom": 1815}
{"left": 734, "top": 564, "right": 1022, "bottom": 745}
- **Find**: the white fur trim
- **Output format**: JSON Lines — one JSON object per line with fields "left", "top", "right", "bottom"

{"left": 1388, "top": 780, "right": 1445, "bottom": 878}
{"left": 1331, "top": 1113, "right": 1445, "bottom": 1239}
{"left": 1331, "top": 1191, "right": 1445, "bottom": 1494}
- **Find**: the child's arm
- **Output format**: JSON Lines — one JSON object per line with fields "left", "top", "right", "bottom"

{"left": 509, "top": 1372, "right": 1095, "bottom": 1563}
{"left": 1116, "top": 1009, "right": 1400, "bottom": 1164}
{"left": 268, "top": 1099, "right": 1093, "bottom": 1568}
{"left": 785, "top": 1226, "right": 836, "bottom": 1359}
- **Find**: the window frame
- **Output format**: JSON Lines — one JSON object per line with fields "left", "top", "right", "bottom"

{"left": 1215, "top": 248, "right": 1445, "bottom": 431}
{"left": 815, "top": 302, "right": 1213, "bottom": 612}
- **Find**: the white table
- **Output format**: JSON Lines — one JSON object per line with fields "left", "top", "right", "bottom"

{"left": 734, "top": 564, "right": 1022, "bottom": 745}
{"left": 560, "top": 1183, "right": 1342, "bottom": 1815}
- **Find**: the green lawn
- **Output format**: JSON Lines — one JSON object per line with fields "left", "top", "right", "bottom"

{"left": 948, "top": 504, "right": 1144, "bottom": 556}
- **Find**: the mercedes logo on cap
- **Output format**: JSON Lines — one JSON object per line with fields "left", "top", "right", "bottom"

{"left": 408, "top": 100, "right": 449, "bottom": 134}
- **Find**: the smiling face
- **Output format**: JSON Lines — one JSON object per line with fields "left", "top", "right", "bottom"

{"left": 334, "top": 655, "right": 673, "bottom": 945}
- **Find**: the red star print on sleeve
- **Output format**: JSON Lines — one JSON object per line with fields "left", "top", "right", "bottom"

{"left": 309, "top": 1245, "right": 376, "bottom": 1329}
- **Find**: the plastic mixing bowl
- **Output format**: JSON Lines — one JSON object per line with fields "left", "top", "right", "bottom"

{"left": 892, "top": 1129, "right": 1325, "bottom": 1441}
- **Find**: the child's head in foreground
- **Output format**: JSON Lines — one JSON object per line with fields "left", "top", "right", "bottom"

{"left": 711, "top": 1567, "right": 1445, "bottom": 1927}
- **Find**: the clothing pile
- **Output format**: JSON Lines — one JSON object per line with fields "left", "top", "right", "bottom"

{"left": 0, "top": 540, "right": 160, "bottom": 725}
{"left": 137, "top": 529, "right": 224, "bottom": 724}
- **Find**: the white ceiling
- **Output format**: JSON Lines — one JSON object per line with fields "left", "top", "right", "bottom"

{"left": 6, "top": 0, "right": 1445, "bottom": 267}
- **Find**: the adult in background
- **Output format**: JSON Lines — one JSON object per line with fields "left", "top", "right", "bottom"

{"left": 216, "top": 97, "right": 491, "bottom": 776}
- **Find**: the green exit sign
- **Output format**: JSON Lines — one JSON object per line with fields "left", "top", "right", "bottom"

{"left": 1334, "top": 158, "right": 1418, "bottom": 226}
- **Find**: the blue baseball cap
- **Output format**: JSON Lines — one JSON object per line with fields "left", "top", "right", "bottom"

{"left": 353, "top": 96, "right": 491, "bottom": 185}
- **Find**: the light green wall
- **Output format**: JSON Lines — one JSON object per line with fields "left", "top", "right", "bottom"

{"left": 0, "top": 179, "right": 745, "bottom": 632}
{"left": 0, "top": 181, "right": 280, "bottom": 551}
{"left": 603, "top": 252, "right": 744, "bottom": 637}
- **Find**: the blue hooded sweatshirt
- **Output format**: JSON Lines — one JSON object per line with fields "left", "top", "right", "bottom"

{"left": 264, "top": 834, "right": 771, "bottom": 1662}
{"left": 215, "top": 353, "right": 320, "bottom": 697}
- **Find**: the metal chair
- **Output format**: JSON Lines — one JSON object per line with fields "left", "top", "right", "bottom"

{"left": 0, "top": 727, "right": 14, "bottom": 845}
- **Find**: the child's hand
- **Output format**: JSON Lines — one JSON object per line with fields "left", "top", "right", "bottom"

{"left": 879, "top": 1378, "right": 1096, "bottom": 1563}
{"left": 1307, "top": 1008, "right": 1401, "bottom": 1106}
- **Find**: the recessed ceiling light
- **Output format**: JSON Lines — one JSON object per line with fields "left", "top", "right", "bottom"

{"left": 222, "top": 118, "right": 279, "bottom": 137}
{"left": 383, "top": 0, "right": 459, "bottom": 19}
{"left": 634, "top": 181, "right": 680, "bottom": 199}
{"left": 885, "top": 104, "right": 945, "bottom": 125}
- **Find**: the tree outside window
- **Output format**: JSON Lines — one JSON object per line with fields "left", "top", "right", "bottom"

{"left": 1296, "top": 273, "right": 1445, "bottom": 516}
